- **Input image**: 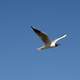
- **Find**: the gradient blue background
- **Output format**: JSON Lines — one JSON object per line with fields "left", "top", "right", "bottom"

{"left": 0, "top": 0, "right": 80, "bottom": 80}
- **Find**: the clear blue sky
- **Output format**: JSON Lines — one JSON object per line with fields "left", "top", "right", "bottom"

{"left": 0, "top": 0, "right": 80, "bottom": 80}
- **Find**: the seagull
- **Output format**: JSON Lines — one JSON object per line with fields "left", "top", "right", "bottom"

{"left": 31, "top": 26, "right": 67, "bottom": 50}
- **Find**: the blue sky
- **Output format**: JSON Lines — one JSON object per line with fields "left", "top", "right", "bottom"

{"left": 0, "top": 0, "right": 80, "bottom": 80}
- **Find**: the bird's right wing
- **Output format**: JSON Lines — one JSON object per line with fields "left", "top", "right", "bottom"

{"left": 31, "top": 26, "right": 51, "bottom": 45}
{"left": 53, "top": 34, "right": 67, "bottom": 43}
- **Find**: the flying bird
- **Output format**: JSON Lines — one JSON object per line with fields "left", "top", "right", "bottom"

{"left": 31, "top": 26, "right": 67, "bottom": 50}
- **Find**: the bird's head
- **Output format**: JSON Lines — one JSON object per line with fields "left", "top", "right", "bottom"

{"left": 55, "top": 43, "right": 60, "bottom": 47}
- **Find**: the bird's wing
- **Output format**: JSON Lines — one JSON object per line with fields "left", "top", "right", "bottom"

{"left": 31, "top": 26, "right": 51, "bottom": 45}
{"left": 53, "top": 34, "right": 67, "bottom": 43}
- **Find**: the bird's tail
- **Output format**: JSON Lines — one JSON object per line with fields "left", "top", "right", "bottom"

{"left": 36, "top": 45, "right": 47, "bottom": 51}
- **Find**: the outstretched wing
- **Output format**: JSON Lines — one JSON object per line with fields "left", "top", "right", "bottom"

{"left": 31, "top": 26, "right": 51, "bottom": 45}
{"left": 53, "top": 34, "right": 67, "bottom": 43}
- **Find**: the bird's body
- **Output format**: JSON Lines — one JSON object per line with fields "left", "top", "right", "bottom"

{"left": 31, "top": 26, "right": 67, "bottom": 51}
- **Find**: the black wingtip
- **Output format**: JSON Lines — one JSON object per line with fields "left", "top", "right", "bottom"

{"left": 31, "top": 26, "right": 34, "bottom": 31}
{"left": 31, "top": 25, "right": 33, "bottom": 29}
{"left": 31, "top": 26, "right": 37, "bottom": 31}
{"left": 31, "top": 26, "right": 35, "bottom": 29}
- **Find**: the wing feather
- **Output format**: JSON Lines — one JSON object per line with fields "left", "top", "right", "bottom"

{"left": 54, "top": 34, "right": 67, "bottom": 43}
{"left": 31, "top": 26, "right": 51, "bottom": 45}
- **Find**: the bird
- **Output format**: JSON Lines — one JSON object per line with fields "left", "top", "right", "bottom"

{"left": 31, "top": 26, "right": 67, "bottom": 51}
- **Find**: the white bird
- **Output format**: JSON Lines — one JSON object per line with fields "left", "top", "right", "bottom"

{"left": 31, "top": 26, "right": 67, "bottom": 51}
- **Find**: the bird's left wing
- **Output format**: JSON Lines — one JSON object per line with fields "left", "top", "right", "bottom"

{"left": 31, "top": 26, "right": 51, "bottom": 45}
